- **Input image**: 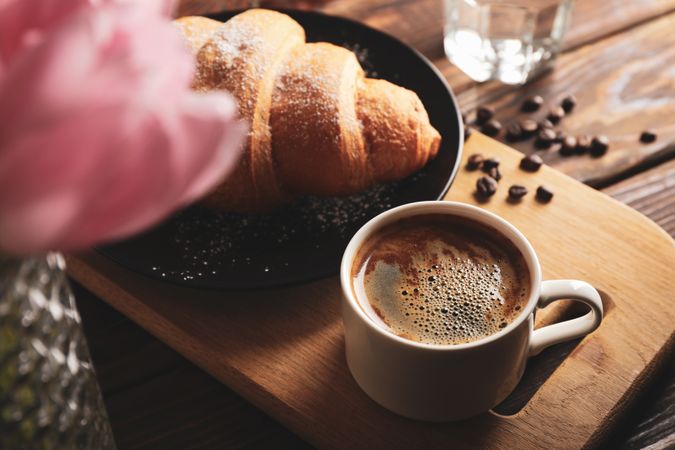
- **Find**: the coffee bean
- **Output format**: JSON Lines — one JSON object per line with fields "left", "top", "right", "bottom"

{"left": 519, "top": 119, "right": 538, "bottom": 137}
{"left": 539, "top": 119, "right": 555, "bottom": 130}
{"left": 487, "top": 166, "right": 502, "bottom": 181}
{"left": 535, "top": 128, "right": 556, "bottom": 149}
{"left": 521, "top": 95, "right": 544, "bottom": 112}
{"left": 536, "top": 185, "right": 554, "bottom": 203}
{"left": 520, "top": 154, "right": 543, "bottom": 172}
{"left": 481, "top": 157, "right": 500, "bottom": 171}
{"left": 466, "top": 153, "right": 484, "bottom": 170}
{"left": 476, "top": 176, "right": 498, "bottom": 197}
{"left": 561, "top": 95, "right": 577, "bottom": 113}
{"left": 590, "top": 135, "right": 609, "bottom": 157}
{"left": 576, "top": 135, "right": 592, "bottom": 154}
{"left": 560, "top": 136, "right": 577, "bottom": 156}
{"left": 508, "top": 185, "right": 528, "bottom": 200}
{"left": 547, "top": 106, "right": 565, "bottom": 125}
{"left": 481, "top": 119, "right": 502, "bottom": 137}
{"left": 640, "top": 130, "right": 657, "bottom": 143}
{"left": 475, "top": 106, "right": 494, "bottom": 125}
{"left": 506, "top": 123, "right": 523, "bottom": 142}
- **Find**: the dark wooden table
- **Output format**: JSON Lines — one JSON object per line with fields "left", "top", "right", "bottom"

{"left": 74, "top": 1, "right": 675, "bottom": 448}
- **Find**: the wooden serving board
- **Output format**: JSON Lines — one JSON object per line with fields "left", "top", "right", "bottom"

{"left": 67, "top": 134, "right": 675, "bottom": 449}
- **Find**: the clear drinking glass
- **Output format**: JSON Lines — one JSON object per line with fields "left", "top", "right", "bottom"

{"left": 443, "top": 0, "right": 574, "bottom": 84}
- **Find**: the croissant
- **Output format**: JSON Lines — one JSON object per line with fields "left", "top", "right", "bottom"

{"left": 174, "top": 10, "right": 441, "bottom": 212}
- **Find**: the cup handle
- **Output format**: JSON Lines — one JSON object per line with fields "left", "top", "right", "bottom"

{"left": 528, "top": 280, "right": 603, "bottom": 356}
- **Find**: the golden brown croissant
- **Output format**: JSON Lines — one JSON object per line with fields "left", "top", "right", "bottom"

{"left": 174, "top": 10, "right": 441, "bottom": 212}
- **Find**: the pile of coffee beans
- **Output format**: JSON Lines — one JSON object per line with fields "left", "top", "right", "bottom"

{"left": 467, "top": 152, "right": 553, "bottom": 204}
{"left": 462, "top": 94, "right": 659, "bottom": 155}
{"left": 461, "top": 92, "right": 661, "bottom": 204}
{"left": 475, "top": 94, "right": 613, "bottom": 159}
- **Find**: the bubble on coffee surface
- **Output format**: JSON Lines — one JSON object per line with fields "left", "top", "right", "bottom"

{"left": 353, "top": 216, "right": 530, "bottom": 345}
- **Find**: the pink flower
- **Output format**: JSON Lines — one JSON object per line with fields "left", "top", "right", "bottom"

{"left": 0, "top": 0, "right": 246, "bottom": 255}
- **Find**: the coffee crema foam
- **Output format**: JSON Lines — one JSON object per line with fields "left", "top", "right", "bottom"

{"left": 352, "top": 214, "right": 530, "bottom": 345}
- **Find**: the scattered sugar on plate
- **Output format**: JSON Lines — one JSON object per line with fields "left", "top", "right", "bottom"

{"left": 148, "top": 173, "right": 427, "bottom": 284}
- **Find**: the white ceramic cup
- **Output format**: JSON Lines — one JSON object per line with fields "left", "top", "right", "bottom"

{"left": 340, "top": 201, "right": 603, "bottom": 421}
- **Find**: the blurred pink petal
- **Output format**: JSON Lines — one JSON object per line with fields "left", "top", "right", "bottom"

{"left": 0, "top": 0, "right": 91, "bottom": 63}
{"left": 0, "top": 0, "right": 245, "bottom": 255}
{"left": 0, "top": 0, "right": 176, "bottom": 64}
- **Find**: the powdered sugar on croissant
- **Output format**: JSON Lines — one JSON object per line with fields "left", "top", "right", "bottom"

{"left": 174, "top": 9, "right": 441, "bottom": 212}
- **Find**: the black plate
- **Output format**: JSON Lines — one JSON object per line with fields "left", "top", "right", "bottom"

{"left": 97, "top": 9, "right": 463, "bottom": 290}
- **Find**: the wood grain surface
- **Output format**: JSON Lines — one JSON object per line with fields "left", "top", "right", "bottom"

{"left": 603, "top": 158, "right": 675, "bottom": 237}
{"left": 76, "top": 151, "right": 675, "bottom": 449}
{"left": 459, "top": 12, "right": 675, "bottom": 188}
{"left": 67, "top": 134, "right": 675, "bottom": 449}
{"left": 345, "top": 2, "right": 675, "bottom": 190}
{"left": 75, "top": 283, "right": 675, "bottom": 449}
{"left": 75, "top": 290, "right": 311, "bottom": 449}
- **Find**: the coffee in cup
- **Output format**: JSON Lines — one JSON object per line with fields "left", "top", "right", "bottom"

{"left": 351, "top": 214, "right": 530, "bottom": 345}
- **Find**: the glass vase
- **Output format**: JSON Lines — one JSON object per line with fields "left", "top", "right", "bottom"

{"left": 0, "top": 253, "right": 116, "bottom": 449}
